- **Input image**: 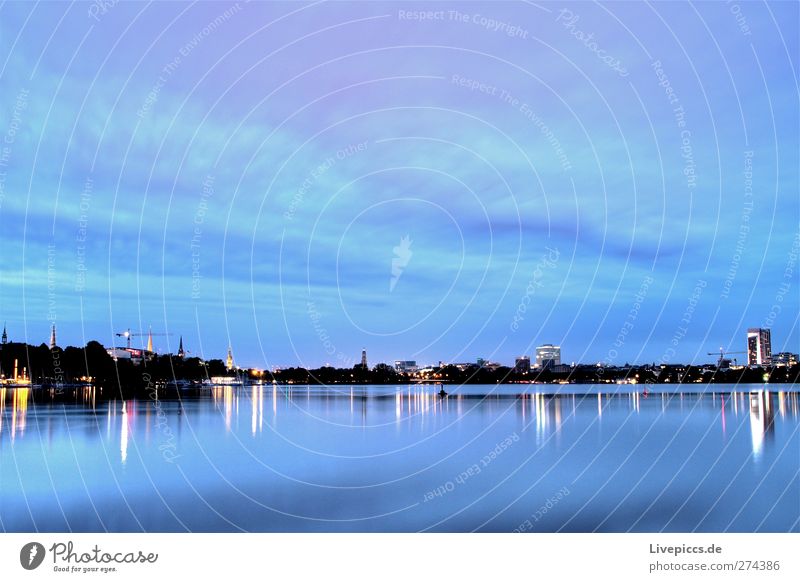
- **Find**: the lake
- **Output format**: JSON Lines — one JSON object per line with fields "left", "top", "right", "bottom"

{"left": 1, "top": 384, "right": 798, "bottom": 532}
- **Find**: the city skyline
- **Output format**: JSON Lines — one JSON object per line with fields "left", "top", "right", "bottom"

{"left": 0, "top": 2, "right": 797, "bottom": 370}
{"left": 0, "top": 319, "right": 795, "bottom": 372}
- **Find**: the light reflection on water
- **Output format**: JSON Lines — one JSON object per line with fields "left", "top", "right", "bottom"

{"left": 0, "top": 384, "right": 797, "bottom": 532}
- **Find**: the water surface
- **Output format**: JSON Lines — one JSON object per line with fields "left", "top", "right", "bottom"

{"left": 1, "top": 384, "right": 797, "bottom": 532}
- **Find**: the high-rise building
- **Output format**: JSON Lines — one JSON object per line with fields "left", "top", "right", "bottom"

{"left": 146, "top": 328, "right": 154, "bottom": 353}
{"left": 361, "top": 349, "right": 368, "bottom": 368}
{"left": 535, "top": 344, "right": 561, "bottom": 369}
{"left": 394, "top": 360, "right": 418, "bottom": 373}
{"left": 747, "top": 328, "right": 772, "bottom": 366}
{"left": 514, "top": 356, "right": 531, "bottom": 374}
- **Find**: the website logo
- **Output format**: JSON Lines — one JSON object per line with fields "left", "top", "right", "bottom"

{"left": 390, "top": 235, "right": 413, "bottom": 292}
{"left": 20, "top": 542, "right": 46, "bottom": 570}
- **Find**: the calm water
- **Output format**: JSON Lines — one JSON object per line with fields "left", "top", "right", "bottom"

{"left": 1, "top": 384, "right": 798, "bottom": 532}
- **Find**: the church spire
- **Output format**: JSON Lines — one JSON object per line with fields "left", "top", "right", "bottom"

{"left": 2, "top": 322, "right": 7, "bottom": 345}
{"left": 49, "top": 324, "right": 57, "bottom": 350}
{"left": 226, "top": 346, "right": 234, "bottom": 370}
{"left": 178, "top": 336, "right": 185, "bottom": 358}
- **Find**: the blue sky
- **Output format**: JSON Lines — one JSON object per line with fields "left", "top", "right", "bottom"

{"left": 0, "top": 1, "right": 797, "bottom": 369}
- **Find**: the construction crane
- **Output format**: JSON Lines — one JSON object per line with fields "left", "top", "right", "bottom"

{"left": 707, "top": 348, "right": 747, "bottom": 368}
{"left": 115, "top": 328, "right": 172, "bottom": 351}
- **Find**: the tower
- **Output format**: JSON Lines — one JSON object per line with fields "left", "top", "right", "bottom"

{"left": 178, "top": 336, "right": 185, "bottom": 358}
{"left": 226, "top": 346, "right": 234, "bottom": 370}
{"left": 49, "top": 324, "right": 57, "bottom": 350}
{"left": 2, "top": 322, "right": 7, "bottom": 345}
{"left": 146, "top": 328, "right": 154, "bottom": 353}
{"left": 361, "top": 348, "right": 367, "bottom": 368}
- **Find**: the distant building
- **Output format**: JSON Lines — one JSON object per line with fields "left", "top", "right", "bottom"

{"left": 514, "top": 356, "right": 531, "bottom": 374}
{"left": 773, "top": 352, "right": 798, "bottom": 366}
{"left": 747, "top": 328, "right": 772, "bottom": 366}
{"left": 1, "top": 323, "right": 7, "bottom": 345}
{"left": 452, "top": 362, "right": 476, "bottom": 372}
{"left": 106, "top": 348, "right": 134, "bottom": 361}
{"left": 177, "top": 336, "right": 185, "bottom": 359}
{"left": 394, "top": 360, "right": 418, "bottom": 373}
{"left": 535, "top": 344, "right": 561, "bottom": 369}
{"left": 50, "top": 324, "right": 57, "bottom": 350}
{"left": 227, "top": 346, "right": 234, "bottom": 370}
{"left": 361, "top": 349, "right": 368, "bottom": 368}
{"left": 107, "top": 341, "right": 151, "bottom": 364}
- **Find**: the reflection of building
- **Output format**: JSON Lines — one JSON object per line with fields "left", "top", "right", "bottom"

{"left": 772, "top": 352, "right": 797, "bottom": 366}
{"left": 227, "top": 346, "right": 234, "bottom": 370}
{"left": 394, "top": 360, "right": 418, "bottom": 373}
{"left": 747, "top": 328, "right": 772, "bottom": 366}
{"left": 749, "top": 390, "right": 775, "bottom": 458}
{"left": 535, "top": 344, "right": 561, "bottom": 369}
{"left": 514, "top": 356, "right": 531, "bottom": 374}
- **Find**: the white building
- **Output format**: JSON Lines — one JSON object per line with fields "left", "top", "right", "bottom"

{"left": 747, "top": 328, "right": 772, "bottom": 366}
{"left": 535, "top": 344, "right": 561, "bottom": 369}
